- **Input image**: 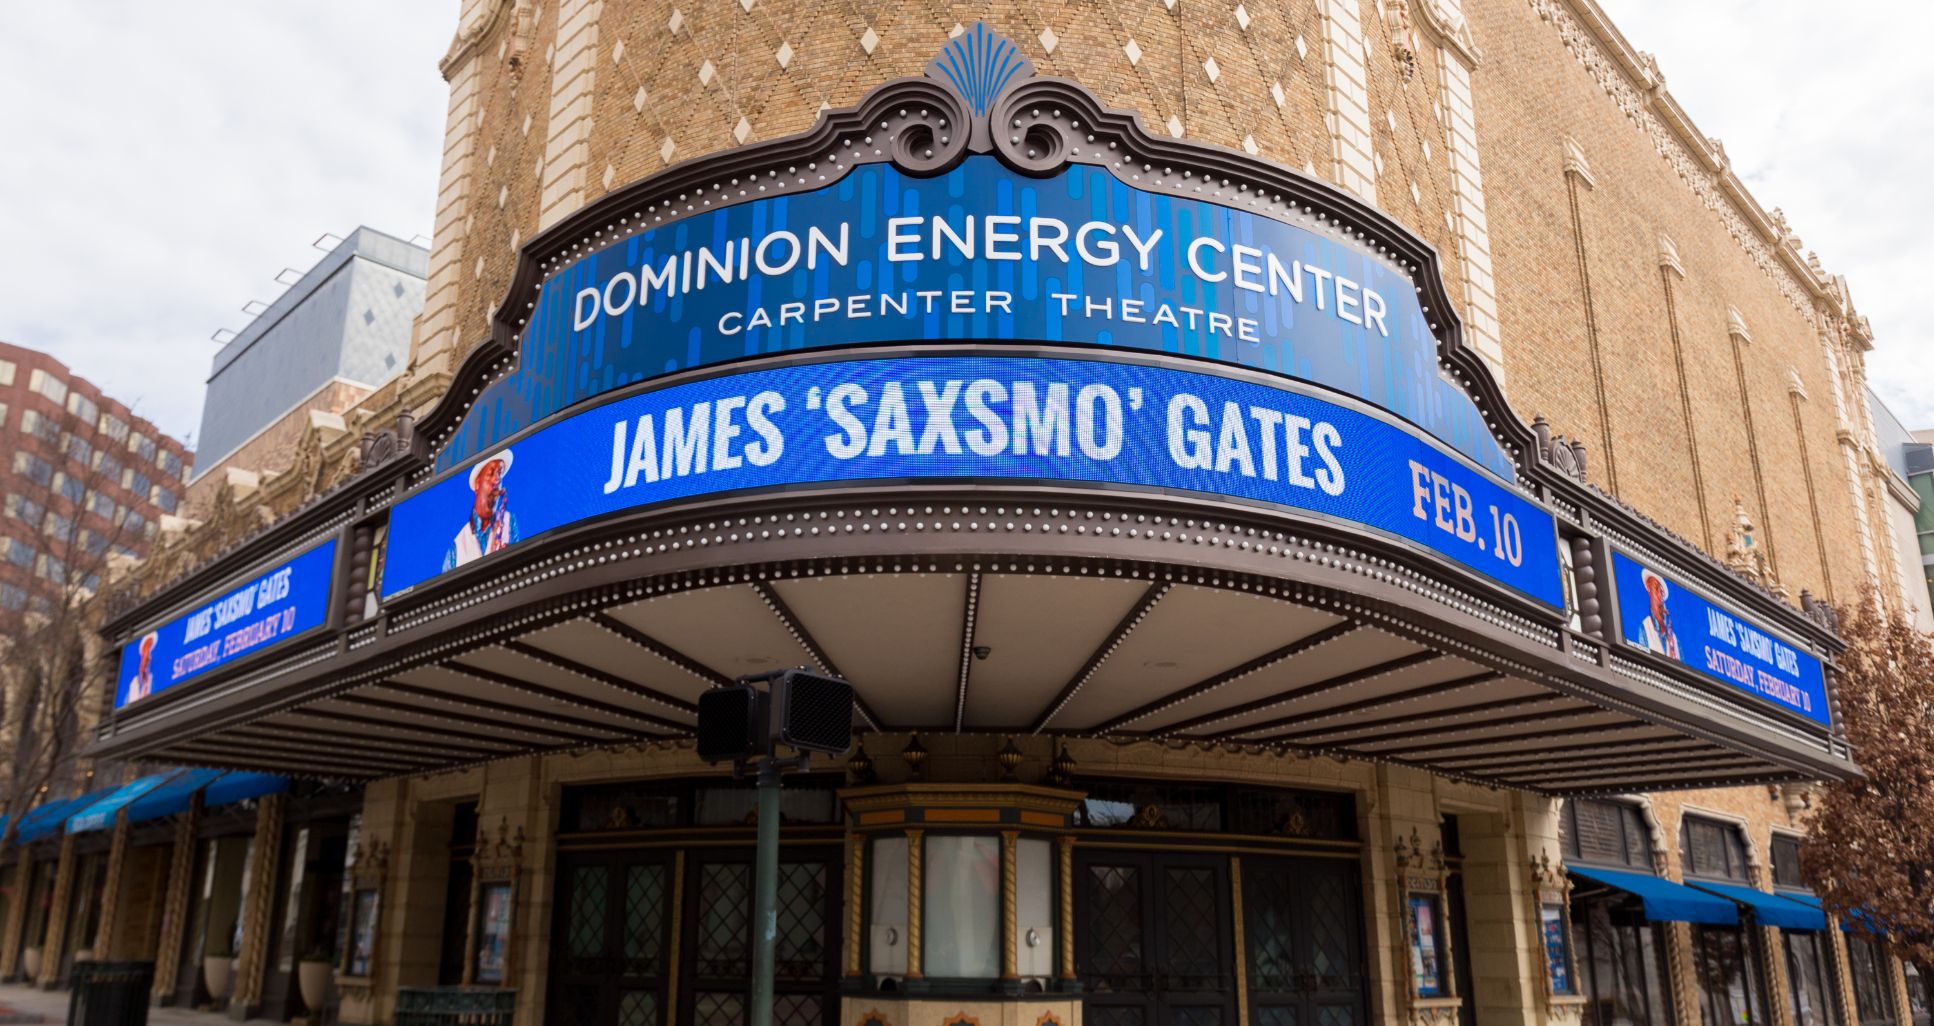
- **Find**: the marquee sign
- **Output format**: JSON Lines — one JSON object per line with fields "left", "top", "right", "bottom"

{"left": 383, "top": 353, "right": 1563, "bottom": 607}
{"left": 440, "top": 154, "right": 1513, "bottom": 483}
{"left": 115, "top": 538, "right": 339, "bottom": 709}
{"left": 1609, "top": 550, "right": 1828, "bottom": 725}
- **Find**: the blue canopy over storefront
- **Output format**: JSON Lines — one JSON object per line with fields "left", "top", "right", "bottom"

{"left": 1570, "top": 865, "right": 1740, "bottom": 925}
{"left": 21, "top": 770, "right": 287, "bottom": 840}
{"left": 1688, "top": 880, "right": 1827, "bottom": 931}
{"left": 1777, "top": 890, "right": 1885, "bottom": 935}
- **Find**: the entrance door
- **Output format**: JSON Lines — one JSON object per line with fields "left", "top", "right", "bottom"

{"left": 547, "top": 850, "right": 675, "bottom": 1026}
{"left": 1447, "top": 873, "right": 1476, "bottom": 1026}
{"left": 1077, "top": 852, "right": 1238, "bottom": 1026}
{"left": 1241, "top": 856, "right": 1367, "bottom": 1026}
{"left": 680, "top": 849, "right": 841, "bottom": 1026}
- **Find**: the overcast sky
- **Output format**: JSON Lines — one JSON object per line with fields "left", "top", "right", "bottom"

{"left": 0, "top": 2, "right": 1928, "bottom": 452}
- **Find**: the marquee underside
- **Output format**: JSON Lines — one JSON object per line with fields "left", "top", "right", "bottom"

{"left": 118, "top": 566, "right": 1829, "bottom": 796}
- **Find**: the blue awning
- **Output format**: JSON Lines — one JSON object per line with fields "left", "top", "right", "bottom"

{"left": 1570, "top": 865, "right": 1740, "bottom": 925}
{"left": 122, "top": 768, "right": 226, "bottom": 824}
{"left": 1777, "top": 891, "right": 1886, "bottom": 936}
{"left": 202, "top": 772, "right": 289, "bottom": 810}
{"left": 66, "top": 773, "right": 182, "bottom": 834}
{"left": 16, "top": 787, "right": 118, "bottom": 843}
{"left": 1688, "top": 880, "right": 1826, "bottom": 931}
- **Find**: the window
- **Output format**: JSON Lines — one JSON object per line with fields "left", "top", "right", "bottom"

{"left": 923, "top": 834, "right": 1001, "bottom": 978}
{"left": 127, "top": 470, "right": 152, "bottom": 498}
{"left": 1564, "top": 800, "right": 1655, "bottom": 869}
{"left": 51, "top": 472, "right": 83, "bottom": 503}
{"left": 0, "top": 360, "right": 14, "bottom": 386}
{"left": 152, "top": 486, "right": 177, "bottom": 514}
{"left": 11, "top": 451, "right": 51, "bottom": 486}
{"left": 40, "top": 511, "right": 73, "bottom": 541}
{"left": 34, "top": 553, "right": 65, "bottom": 584}
{"left": 63, "top": 433, "right": 90, "bottom": 465}
{"left": 1785, "top": 930, "right": 1841, "bottom": 1026}
{"left": 0, "top": 401, "right": 8, "bottom": 429}
{"left": 97, "top": 413, "right": 127, "bottom": 442}
{"left": 0, "top": 583, "right": 24, "bottom": 611}
{"left": 122, "top": 511, "right": 146, "bottom": 539}
{"left": 1692, "top": 923, "right": 1770, "bottom": 1026}
{"left": 88, "top": 491, "right": 117, "bottom": 520}
{"left": 1577, "top": 900, "right": 1674, "bottom": 1026}
{"left": 1772, "top": 836, "right": 1806, "bottom": 890}
{"left": 1682, "top": 817, "right": 1752, "bottom": 881}
{"left": 64, "top": 392, "right": 97, "bottom": 423}
{"left": 1070, "top": 781, "right": 1357, "bottom": 839}
{"left": 1904, "top": 962, "right": 1928, "bottom": 1026}
{"left": 77, "top": 529, "right": 107, "bottom": 557}
{"left": 2, "top": 537, "right": 36, "bottom": 569}
{"left": 18, "top": 408, "right": 58, "bottom": 443}
{"left": 26, "top": 368, "right": 65, "bottom": 405}
{"left": 157, "top": 449, "right": 182, "bottom": 476}
{"left": 4, "top": 494, "right": 44, "bottom": 524}
{"left": 91, "top": 450, "right": 121, "bottom": 480}
{"left": 1847, "top": 935, "right": 1897, "bottom": 1026}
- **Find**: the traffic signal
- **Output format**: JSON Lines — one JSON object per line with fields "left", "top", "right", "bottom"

{"left": 772, "top": 670, "right": 855, "bottom": 755}
{"left": 696, "top": 684, "right": 762, "bottom": 764}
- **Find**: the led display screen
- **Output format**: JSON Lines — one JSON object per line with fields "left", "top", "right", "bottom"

{"left": 1611, "top": 550, "right": 1828, "bottom": 724}
{"left": 115, "top": 538, "right": 338, "bottom": 709}
{"left": 384, "top": 354, "right": 1562, "bottom": 607}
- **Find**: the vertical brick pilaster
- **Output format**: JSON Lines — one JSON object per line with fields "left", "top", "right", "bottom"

{"left": 538, "top": 0, "right": 605, "bottom": 230}
{"left": 1319, "top": 0, "right": 1377, "bottom": 203}
{"left": 230, "top": 792, "right": 286, "bottom": 1017}
{"left": 1434, "top": 45, "right": 1503, "bottom": 378}
{"left": 36, "top": 833, "right": 76, "bottom": 989}
{"left": 91, "top": 813, "right": 130, "bottom": 956}
{"left": 0, "top": 850, "right": 33, "bottom": 982}
{"left": 151, "top": 796, "right": 202, "bottom": 1001}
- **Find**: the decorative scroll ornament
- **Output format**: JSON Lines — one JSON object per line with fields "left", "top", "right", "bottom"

{"left": 1530, "top": 415, "right": 1590, "bottom": 483}
{"left": 1724, "top": 497, "right": 1785, "bottom": 598}
{"left": 927, "top": 22, "right": 1032, "bottom": 118}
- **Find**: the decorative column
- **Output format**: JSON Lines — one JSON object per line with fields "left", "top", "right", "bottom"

{"left": 665, "top": 851, "right": 686, "bottom": 1019}
{"left": 1230, "top": 857, "right": 1250, "bottom": 1025}
{"left": 1057, "top": 835, "right": 1076, "bottom": 985}
{"left": 151, "top": 795, "right": 202, "bottom": 1001}
{"left": 1001, "top": 830, "right": 1019, "bottom": 983}
{"left": 903, "top": 829, "right": 923, "bottom": 981}
{"left": 230, "top": 792, "right": 287, "bottom": 1018}
{"left": 844, "top": 834, "right": 865, "bottom": 979}
{"left": 0, "top": 850, "right": 33, "bottom": 982}
{"left": 1318, "top": 0, "right": 1377, "bottom": 203}
{"left": 91, "top": 813, "right": 132, "bottom": 956}
{"left": 36, "top": 832, "right": 77, "bottom": 989}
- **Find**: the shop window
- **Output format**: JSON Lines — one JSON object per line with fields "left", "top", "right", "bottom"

{"left": 1074, "top": 780, "right": 1355, "bottom": 839}
{"left": 1575, "top": 899, "right": 1673, "bottom": 1026}
{"left": 1772, "top": 835, "right": 1807, "bottom": 890}
{"left": 923, "top": 834, "right": 1001, "bottom": 979}
{"left": 866, "top": 836, "right": 908, "bottom": 976}
{"left": 694, "top": 784, "right": 836, "bottom": 826}
{"left": 1016, "top": 837, "right": 1054, "bottom": 981}
{"left": 1785, "top": 930, "right": 1841, "bottom": 1026}
{"left": 1692, "top": 924, "right": 1770, "bottom": 1026}
{"left": 1563, "top": 800, "right": 1654, "bottom": 869}
{"left": 1682, "top": 817, "right": 1751, "bottom": 882}
{"left": 1903, "top": 962, "right": 1929, "bottom": 1026}
{"left": 1847, "top": 934, "right": 1898, "bottom": 1026}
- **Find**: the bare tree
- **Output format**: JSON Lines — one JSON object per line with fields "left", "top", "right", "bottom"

{"left": 0, "top": 398, "right": 154, "bottom": 862}
{"left": 1801, "top": 589, "right": 1934, "bottom": 966}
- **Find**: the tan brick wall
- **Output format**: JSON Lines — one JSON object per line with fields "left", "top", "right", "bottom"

{"left": 183, "top": 378, "right": 372, "bottom": 516}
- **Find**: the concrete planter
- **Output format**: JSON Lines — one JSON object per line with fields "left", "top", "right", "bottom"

{"left": 203, "top": 955, "right": 234, "bottom": 1001}
{"left": 297, "top": 961, "right": 332, "bottom": 1012}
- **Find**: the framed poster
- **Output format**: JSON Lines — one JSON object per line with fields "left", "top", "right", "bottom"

{"left": 347, "top": 888, "right": 380, "bottom": 977}
{"left": 1541, "top": 903, "right": 1576, "bottom": 995}
{"left": 1409, "top": 894, "right": 1445, "bottom": 997}
{"left": 473, "top": 882, "right": 513, "bottom": 984}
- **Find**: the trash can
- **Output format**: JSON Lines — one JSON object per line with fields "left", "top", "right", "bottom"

{"left": 394, "top": 986, "right": 517, "bottom": 1026}
{"left": 67, "top": 960, "right": 154, "bottom": 1026}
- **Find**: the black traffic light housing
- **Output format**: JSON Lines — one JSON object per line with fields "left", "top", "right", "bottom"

{"left": 695, "top": 669, "right": 854, "bottom": 767}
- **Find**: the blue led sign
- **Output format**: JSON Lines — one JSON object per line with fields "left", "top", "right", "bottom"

{"left": 116, "top": 538, "right": 339, "bottom": 709}
{"left": 442, "top": 156, "right": 1512, "bottom": 480}
{"left": 1610, "top": 551, "right": 1828, "bottom": 725}
{"left": 385, "top": 355, "right": 1562, "bottom": 607}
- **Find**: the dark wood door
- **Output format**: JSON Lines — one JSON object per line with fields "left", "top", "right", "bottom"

{"left": 546, "top": 850, "right": 675, "bottom": 1026}
{"left": 679, "top": 848, "right": 842, "bottom": 1026}
{"left": 1240, "top": 856, "right": 1367, "bottom": 1026}
{"left": 1077, "top": 851, "right": 1239, "bottom": 1026}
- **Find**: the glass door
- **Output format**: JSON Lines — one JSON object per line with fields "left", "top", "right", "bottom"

{"left": 547, "top": 850, "right": 674, "bottom": 1026}
{"left": 1077, "top": 851, "right": 1238, "bottom": 1026}
{"left": 679, "top": 849, "right": 841, "bottom": 1026}
{"left": 1241, "top": 856, "right": 1366, "bottom": 1026}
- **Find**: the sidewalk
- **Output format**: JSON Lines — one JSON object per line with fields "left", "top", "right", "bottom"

{"left": 0, "top": 982, "right": 234, "bottom": 1025}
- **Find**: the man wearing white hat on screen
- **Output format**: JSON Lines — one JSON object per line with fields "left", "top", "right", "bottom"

{"left": 1639, "top": 567, "right": 1680, "bottom": 659}
{"left": 444, "top": 449, "right": 518, "bottom": 572}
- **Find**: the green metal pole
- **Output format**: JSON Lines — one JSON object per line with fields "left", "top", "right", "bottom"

{"left": 750, "top": 762, "right": 782, "bottom": 1026}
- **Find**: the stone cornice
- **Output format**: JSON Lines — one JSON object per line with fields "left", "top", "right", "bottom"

{"left": 1531, "top": 0, "right": 1854, "bottom": 325}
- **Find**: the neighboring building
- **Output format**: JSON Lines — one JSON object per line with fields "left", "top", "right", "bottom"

{"left": 0, "top": 340, "right": 191, "bottom": 619}
{"left": 21, "top": 6, "right": 1929, "bottom": 1026}
{"left": 184, "top": 227, "right": 427, "bottom": 513}
{"left": 1865, "top": 390, "right": 1934, "bottom": 628}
